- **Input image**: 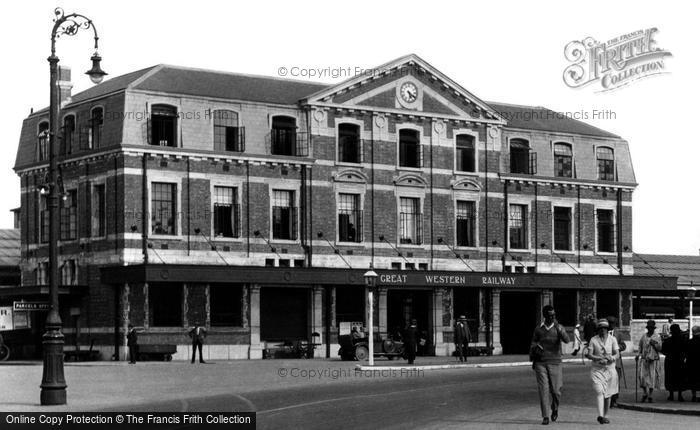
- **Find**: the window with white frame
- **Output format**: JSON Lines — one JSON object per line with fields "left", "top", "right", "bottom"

{"left": 60, "top": 189, "right": 77, "bottom": 241}
{"left": 399, "top": 129, "right": 421, "bottom": 168}
{"left": 509, "top": 204, "right": 528, "bottom": 249}
{"left": 338, "top": 123, "right": 361, "bottom": 164}
{"left": 37, "top": 122, "right": 49, "bottom": 162}
{"left": 151, "top": 182, "right": 177, "bottom": 235}
{"left": 62, "top": 115, "right": 76, "bottom": 155}
{"left": 338, "top": 193, "right": 362, "bottom": 243}
{"left": 213, "top": 186, "right": 240, "bottom": 238}
{"left": 597, "top": 209, "right": 615, "bottom": 252}
{"left": 90, "top": 107, "right": 103, "bottom": 149}
{"left": 553, "top": 206, "right": 572, "bottom": 251}
{"left": 213, "top": 110, "right": 244, "bottom": 152}
{"left": 150, "top": 104, "right": 177, "bottom": 147}
{"left": 61, "top": 260, "right": 77, "bottom": 286}
{"left": 554, "top": 143, "right": 573, "bottom": 178}
{"left": 596, "top": 147, "right": 615, "bottom": 181}
{"left": 455, "top": 134, "right": 476, "bottom": 172}
{"left": 399, "top": 197, "right": 422, "bottom": 244}
{"left": 272, "top": 190, "right": 297, "bottom": 240}
{"left": 456, "top": 200, "right": 476, "bottom": 247}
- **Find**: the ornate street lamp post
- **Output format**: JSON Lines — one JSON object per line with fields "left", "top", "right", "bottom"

{"left": 689, "top": 287, "right": 696, "bottom": 339}
{"left": 363, "top": 267, "right": 378, "bottom": 367}
{"left": 41, "top": 8, "right": 106, "bottom": 405}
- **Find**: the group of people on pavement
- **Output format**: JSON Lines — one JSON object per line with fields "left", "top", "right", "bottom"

{"left": 126, "top": 323, "right": 208, "bottom": 364}
{"left": 530, "top": 306, "right": 700, "bottom": 426}
{"left": 638, "top": 318, "right": 700, "bottom": 403}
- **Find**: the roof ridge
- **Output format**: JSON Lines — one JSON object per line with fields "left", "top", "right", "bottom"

{"left": 152, "top": 64, "right": 332, "bottom": 87}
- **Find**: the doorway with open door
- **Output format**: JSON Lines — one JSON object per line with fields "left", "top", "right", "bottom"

{"left": 387, "top": 289, "right": 433, "bottom": 356}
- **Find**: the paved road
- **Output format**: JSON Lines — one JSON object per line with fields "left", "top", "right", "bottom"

{"left": 98, "top": 363, "right": 697, "bottom": 429}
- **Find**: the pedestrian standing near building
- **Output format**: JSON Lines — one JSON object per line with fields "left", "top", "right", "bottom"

{"left": 404, "top": 319, "right": 419, "bottom": 365}
{"left": 454, "top": 315, "right": 470, "bottom": 362}
{"left": 530, "top": 305, "right": 570, "bottom": 425}
{"left": 687, "top": 326, "right": 700, "bottom": 402}
{"left": 636, "top": 319, "right": 662, "bottom": 403}
{"left": 189, "top": 324, "right": 207, "bottom": 364}
{"left": 662, "top": 323, "right": 686, "bottom": 401}
{"left": 127, "top": 324, "right": 138, "bottom": 364}
{"left": 583, "top": 314, "right": 597, "bottom": 344}
{"left": 572, "top": 323, "right": 582, "bottom": 356}
{"left": 607, "top": 316, "right": 626, "bottom": 408}
{"left": 585, "top": 318, "right": 619, "bottom": 424}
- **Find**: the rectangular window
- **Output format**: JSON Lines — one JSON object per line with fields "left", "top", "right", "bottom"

{"left": 151, "top": 182, "right": 177, "bottom": 235}
{"left": 399, "top": 129, "right": 421, "bottom": 168}
{"left": 338, "top": 123, "right": 361, "bottom": 163}
{"left": 62, "top": 116, "right": 76, "bottom": 155}
{"left": 553, "top": 207, "right": 572, "bottom": 251}
{"left": 213, "top": 110, "right": 244, "bottom": 152}
{"left": 456, "top": 200, "right": 476, "bottom": 247}
{"left": 399, "top": 197, "right": 422, "bottom": 244}
{"left": 553, "top": 290, "right": 577, "bottom": 326}
{"left": 149, "top": 283, "right": 183, "bottom": 327}
{"left": 90, "top": 108, "right": 103, "bottom": 148}
{"left": 455, "top": 135, "right": 475, "bottom": 172}
{"left": 509, "top": 204, "right": 528, "bottom": 249}
{"left": 510, "top": 139, "right": 530, "bottom": 174}
{"left": 60, "top": 189, "right": 78, "bottom": 241}
{"left": 272, "top": 190, "right": 297, "bottom": 240}
{"left": 597, "top": 290, "right": 619, "bottom": 321}
{"left": 271, "top": 116, "right": 303, "bottom": 156}
{"left": 597, "top": 147, "right": 615, "bottom": 181}
{"left": 37, "top": 122, "right": 49, "bottom": 162}
{"left": 91, "top": 184, "right": 106, "bottom": 237}
{"left": 554, "top": 144, "right": 573, "bottom": 178}
{"left": 213, "top": 186, "right": 240, "bottom": 238}
{"left": 597, "top": 209, "right": 614, "bottom": 252}
{"left": 210, "top": 285, "right": 243, "bottom": 327}
{"left": 61, "top": 260, "right": 77, "bottom": 286}
{"left": 39, "top": 194, "right": 49, "bottom": 243}
{"left": 150, "top": 105, "right": 177, "bottom": 147}
{"left": 338, "top": 193, "right": 362, "bottom": 242}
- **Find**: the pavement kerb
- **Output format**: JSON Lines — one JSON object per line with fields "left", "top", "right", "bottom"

{"left": 356, "top": 355, "right": 637, "bottom": 371}
{"left": 616, "top": 402, "right": 700, "bottom": 416}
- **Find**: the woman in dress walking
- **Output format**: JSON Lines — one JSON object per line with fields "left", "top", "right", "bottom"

{"left": 636, "top": 319, "right": 662, "bottom": 402}
{"left": 662, "top": 323, "right": 687, "bottom": 401}
{"left": 585, "top": 318, "right": 620, "bottom": 424}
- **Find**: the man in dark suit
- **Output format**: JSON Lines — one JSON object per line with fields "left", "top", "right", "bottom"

{"left": 189, "top": 324, "right": 207, "bottom": 363}
{"left": 455, "top": 315, "right": 470, "bottom": 362}
{"left": 127, "top": 324, "right": 138, "bottom": 364}
{"left": 404, "top": 319, "right": 419, "bottom": 365}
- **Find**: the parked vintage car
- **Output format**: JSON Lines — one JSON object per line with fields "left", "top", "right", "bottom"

{"left": 338, "top": 334, "right": 404, "bottom": 361}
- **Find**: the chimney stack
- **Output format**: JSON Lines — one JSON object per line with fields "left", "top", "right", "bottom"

{"left": 58, "top": 66, "right": 72, "bottom": 107}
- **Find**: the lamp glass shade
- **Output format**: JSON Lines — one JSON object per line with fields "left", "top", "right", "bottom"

{"left": 85, "top": 53, "right": 107, "bottom": 84}
{"left": 363, "top": 270, "right": 378, "bottom": 287}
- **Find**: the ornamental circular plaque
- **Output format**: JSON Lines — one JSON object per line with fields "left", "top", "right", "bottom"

{"left": 313, "top": 109, "right": 325, "bottom": 123}
{"left": 374, "top": 115, "right": 386, "bottom": 128}
{"left": 433, "top": 121, "right": 445, "bottom": 134}
{"left": 489, "top": 127, "right": 500, "bottom": 139}
{"left": 160, "top": 269, "right": 169, "bottom": 280}
{"left": 283, "top": 271, "right": 292, "bottom": 282}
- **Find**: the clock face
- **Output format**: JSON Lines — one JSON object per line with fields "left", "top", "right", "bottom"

{"left": 400, "top": 82, "right": 418, "bottom": 103}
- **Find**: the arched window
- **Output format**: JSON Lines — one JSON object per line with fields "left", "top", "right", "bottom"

{"left": 455, "top": 134, "right": 475, "bottom": 172}
{"left": 399, "top": 129, "right": 421, "bottom": 168}
{"left": 90, "top": 107, "right": 103, "bottom": 149}
{"left": 213, "top": 109, "right": 244, "bottom": 152}
{"left": 150, "top": 104, "right": 177, "bottom": 147}
{"left": 62, "top": 115, "right": 76, "bottom": 155}
{"left": 596, "top": 147, "right": 614, "bottom": 181}
{"left": 338, "top": 123, "right": 361, "bottom": 164}
{"left": 37, "top": 121, "right": 49, "bottom": 161}
{"left": 553, "top": 143, "right": 573, "bottom": 178}
{"left": 510, "top": 138, "right": 535, "bottom": 174}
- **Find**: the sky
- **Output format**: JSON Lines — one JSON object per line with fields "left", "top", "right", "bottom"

{"left": 0, "top": 0, "right": 698, "bottom": 255}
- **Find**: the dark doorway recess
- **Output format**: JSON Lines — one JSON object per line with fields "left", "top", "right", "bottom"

{"left": 261, "top": 287, "right": 308, "bottom": 341}
{"left": 500, "top": 291, "right": 540, "bottom": 354}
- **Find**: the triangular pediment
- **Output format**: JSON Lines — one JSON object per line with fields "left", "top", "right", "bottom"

{"left": 303, "top": 54, "right": 504, "bottom": 123}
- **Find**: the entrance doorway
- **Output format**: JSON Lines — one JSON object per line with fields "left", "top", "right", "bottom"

{"left": 387, "top": 289, "right": 433, "bottom": 356}
{"left": 500, "top": 291, "right": 540, "bottom": 354}
{"left": 260, "top": 287, "right": 309, "bottom": 342}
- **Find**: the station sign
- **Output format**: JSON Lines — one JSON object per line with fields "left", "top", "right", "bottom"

{"left": 13, "top": 301, "right": 50, "bottom": 311}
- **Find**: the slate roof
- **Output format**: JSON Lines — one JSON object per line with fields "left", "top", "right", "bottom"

{"left": 634, "top": 254, "right": 700, "bottom": 286}
{"left": 0, "top": 229, "right": 20, "bottom": 267}
{"left": 487, "top": 102, "right": 620, "bottom": 139}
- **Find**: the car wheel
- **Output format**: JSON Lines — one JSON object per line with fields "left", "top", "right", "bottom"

{"left": 354, "top": 345, "right": 369, "bottom": 361}
{"left": 383, "top": 340, "right": 396, "bottom": 354}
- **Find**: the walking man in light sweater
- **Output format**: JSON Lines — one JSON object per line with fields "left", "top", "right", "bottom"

{"left": 531, "top": 305, "right": 570, "bottom": 425}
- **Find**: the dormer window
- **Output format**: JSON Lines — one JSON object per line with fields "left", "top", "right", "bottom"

{"left": 554, "top": 143, "right": 573, "bottom": 178}
{"left": 150, "top": 104, "right": 177, "bottom": 147}
{"left": 37, "top": 121, "right": 49, "bottom": 161}
{"left": 596, "top": 147, "right": 615, "bottom": 181}
{"left": 455, "top": 134, "right": 476, "bottom": 172}
{"left": 213, "top": 110, "right": 245, "bottom": 152}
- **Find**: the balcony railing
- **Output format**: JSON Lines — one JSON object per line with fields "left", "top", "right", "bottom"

{"left": 267, "top": 129, "right": 308, "bottom": 157}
